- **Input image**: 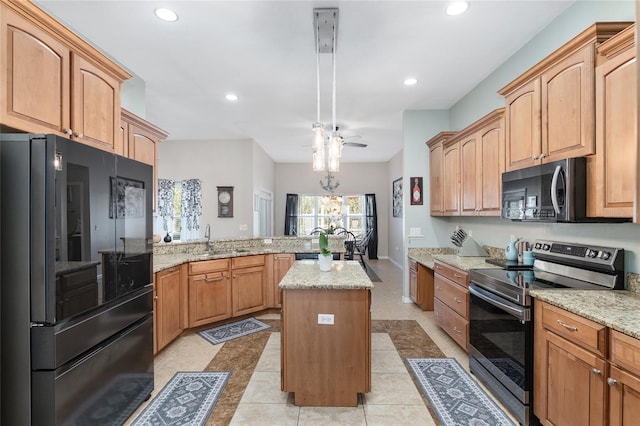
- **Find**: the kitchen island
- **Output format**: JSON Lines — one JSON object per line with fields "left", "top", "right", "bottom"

{"left": 279, "top": 260, "right": 374, "bottom": 406}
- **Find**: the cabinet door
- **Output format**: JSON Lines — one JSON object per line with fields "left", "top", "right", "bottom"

{"left": 459, "top": 135, "right": 478, "bottom": 215}
{"left": 588, "top": 48, "right": 636, "bottom": 218}
{"left": 272, "top": 254, "right": 294, "bottom": 308}
{"left": 71, "top": 53, "right": 120, "bottom": 152}
{"left": 0, "top": 6, "right": 71, "bottom": 134}
{"left": 545, "top": 331, "right": 606, "bottom": 426}
{"left": 505, "top": 79, "right": 541, "bottom": 171}
{"left": 409, "top": 260, "right": 418, "bottom": 304}
{"left": 129, "top": 124, "right": 159, "bottom": 210}
{"left": 189, "top": 271, "right": 232, "bottom": 327}
{"left": 416, "top": 263, "right": 434, "bottom": 311}
{"left": 156, "top": 267, "right": 183, "bottom": 352}
{"left": 478, "top": 119, "right": 503, "bottom": 215}
{"left": 609, "top": 365, "right": 640, "bottom": 426}
{"left": 232, "top": 265, "right": 266, "bottom": 316}
{"left": 442, "top": 142, "right": 460, "bottom": 215}
{"left": 429, "top": 142, "right": 444, "bottom": 215}
{"left": 541, "top": 45, "right": 595, "bottom": 162}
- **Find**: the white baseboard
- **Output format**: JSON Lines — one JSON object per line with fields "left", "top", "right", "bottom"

{"left": 402, "top": 296, "right": 413, "bottom": 304}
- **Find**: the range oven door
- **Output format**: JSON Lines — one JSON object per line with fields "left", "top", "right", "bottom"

{"left": 469, "top": 284, "right": 533, "bottom": 425}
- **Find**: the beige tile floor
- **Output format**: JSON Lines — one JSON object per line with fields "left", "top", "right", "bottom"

{"left": 126, "top": 259, "right": 518, "bottom": 425}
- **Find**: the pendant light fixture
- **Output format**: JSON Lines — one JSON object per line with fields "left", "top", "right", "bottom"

{"left": 312, "top": 8, "right": 340, "bottom": 173}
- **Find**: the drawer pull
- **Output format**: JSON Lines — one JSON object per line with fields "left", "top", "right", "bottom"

{"left": 607, "top": 378, "right": 617, "bottom": 386}
{"left": 592, "top": 368, "right": 601, "bottom": 376}
{"left": 437, "top": 286, "right": 442, "bottom": 291}
{"left": 556, "top": 319, "right": 578, "bottom": 332}
{"left": 454, "top": 274, "right": 462, "bottom": 278}
{"left": 436, "top": 312, "right": 443, "bottom": 318}
{"left": 454, "top": 297, "right": 462, "bottom": 303}
{"left": 205, "top": 276, "right": 224, "bottom": 282}
{"left": 435, "top": 266, "right": 442, "bottom": 270}
{"left": 453, "top": 326, "right": 462, "bottom": 334}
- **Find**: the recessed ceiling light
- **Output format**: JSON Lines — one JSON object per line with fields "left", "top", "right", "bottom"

{"left": 446, "top": 1, "right": 469, "bottom": 16}
{"left": 404, "top": 78, "right": 418, "bottom": 86}
{"left": 225, "top": 93, "right": 238, "bottom": 101}
{"left": 155, "top": 8, "right": 178, "bottom": 22}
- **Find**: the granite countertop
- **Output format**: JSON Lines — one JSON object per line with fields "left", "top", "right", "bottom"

{"left": 408, "top": 250, "right": 497, "bottom": 271}
{"left": 279, "top": 260, "right": 374, "bottom": 290}
{"left": 530, "top": 289, "right": 640, "bottom": 340}
{"left": 56, "top": 261, "right": 100, "bottom": 275}
{"left": 153, "top": 248, "right": 338, "bottom": 273}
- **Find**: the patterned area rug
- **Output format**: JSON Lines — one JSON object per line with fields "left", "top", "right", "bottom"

{"left": 406, "top": 358, "right": 516, "bottom": 426}
{"left": 198, "top": 317, "right": 272, "bottom": 345}
{"left": 131, "top": 372, "right": 230, "bottom": 426}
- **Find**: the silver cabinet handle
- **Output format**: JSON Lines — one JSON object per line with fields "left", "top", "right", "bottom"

{"left": 556, "top": 319, "right": 578, "bottom": 332}
{"left": 154, "top": 295, "right": 159, "bottom": 300}
{"left": 453, "top": 326, "right": 462, "bottom": 334}
{"left": 592, "top": 368, "right": 601, "bottom": 376}
{"left": 454, "top": 273, "right": 462, "bottom": 278}
{"left": 436, "top": 312, "right": 443, "bottom": 318}
{"left": 540, "top": 153, "right": 546, "bottom": 159}
{"left": 73, "top": 132, "right": 83, "bottom": 138}
{"left": 454, "top": 297, "right": 462, "bottom": 303}
{"left": 63, "top": 128, "right": 73, "bottom": 135}
{"left": 608, "top": 378, "right": 617, "bottom": 386}
{"left": 532, "top": 155, "right": 539, "bottom": 160}
{"left": 205, "top": 276, "right": 223, "bottom": 282}
{"left": 436, "top": 286, "right": 442, "bottom": 291}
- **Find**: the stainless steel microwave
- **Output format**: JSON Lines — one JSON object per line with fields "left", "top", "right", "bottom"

{"left": 501, "top": 158, "right": 587, "bottom": 222}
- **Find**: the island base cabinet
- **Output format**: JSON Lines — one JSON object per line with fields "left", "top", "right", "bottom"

{"left": 281, "top": 288, "right": 371, "bottom": 406}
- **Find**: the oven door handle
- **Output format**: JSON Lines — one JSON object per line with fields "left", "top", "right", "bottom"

{"left": 469, "top": 285, "right": 529, "bottom": 321}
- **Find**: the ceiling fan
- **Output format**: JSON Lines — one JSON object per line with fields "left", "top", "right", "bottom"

{"left": 333, "top": 126, "right": 368, "bottom": 148}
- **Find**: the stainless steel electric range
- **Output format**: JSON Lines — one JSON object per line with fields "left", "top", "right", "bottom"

{"left": 468, "top": 239, "right": 625, "bottom": 426}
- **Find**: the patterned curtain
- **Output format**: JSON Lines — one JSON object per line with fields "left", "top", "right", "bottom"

{"left": 157, "top": 178, "right": 175, "bottom": 232}
{"left": 181, "top": 179, "right": 202, "bottom": 232}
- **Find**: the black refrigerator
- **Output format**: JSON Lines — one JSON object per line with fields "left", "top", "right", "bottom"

{"left": 0, "top": 134, "right": 154, "bottom": 425}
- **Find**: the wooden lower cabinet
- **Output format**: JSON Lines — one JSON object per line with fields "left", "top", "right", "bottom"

{"left": 232, "top": 255, "right": 266, "bottom": 317}
{"left": 544, "top": 331, "right": 606, "bottom": 426}
{"left": 188, "top": 259, "right": 232, "bottom": 327}
{"left": 154, "top": 264, "right": 187, "bottom": 354}
{"left": 534, "top": 301, "right": 640, "bottom": 426}
{"left": 269, "top": 253, "right": 294, "bottom": 308}
{"left": 408, "top": 259, "right": 435, "bottom": 311}
{"left": 281, "top": 288, "right": 371, "bottom": 406}
{"left": 433, "top": 261, "right": 469, "bottom": 350}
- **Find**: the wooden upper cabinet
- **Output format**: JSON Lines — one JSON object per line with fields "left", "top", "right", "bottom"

{"left": 121, "top": 109, "right": 169, "bottom": 211}
{"left": 500, "top": 22, "right": 632, "bottom": 172}
{"left": 0, "top": 0, "right": 130, "bottom": 150}
{"left": 71, "top": 54, "right": 121, "bottom": 151}
{"left": 588, "top": 25, "right": 636, "bottom": 219}
{"left": 541, "top": 46, "right": 595, "bottom": 162}
{"left": 504, "top": 80, "right": 541, "bottom": 170}
{"left": 458, "top": 109, "right": 505, "bottom": 216}
{"left": 442, "top": 140, "right": 460, "bottom": 216}
{"left": 426, "top": 132, "right": 456, "bottom": 216}
{"left": 0, "top": 5, "right": 71, "bottom": 134}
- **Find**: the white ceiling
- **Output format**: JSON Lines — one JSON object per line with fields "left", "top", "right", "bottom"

{"left": 36, "top": 0, "right": 575, "bottom": 164}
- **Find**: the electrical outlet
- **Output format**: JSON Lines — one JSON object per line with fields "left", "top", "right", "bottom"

{"left": 263, "top": 238, "right": 272, "bottom": 244}
{"left": 468, "top": 229, "right": 473, "bottom": 237}
{"left": 312, "top": 238, "right": 319, "bottom": 244}
{"left": 317, "top": 314, "right": 334, "bottom": 325}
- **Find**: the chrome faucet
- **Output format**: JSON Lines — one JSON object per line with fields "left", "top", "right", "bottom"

{"left": 205, "top": 224, "right": 213, "bottom": 251}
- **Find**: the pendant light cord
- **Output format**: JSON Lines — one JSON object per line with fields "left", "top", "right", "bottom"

{"left": 316, "top": 16, "right": 321, "bottom": 124}
{"left": 331, "top": 10, "right": 336, "bottom": 133}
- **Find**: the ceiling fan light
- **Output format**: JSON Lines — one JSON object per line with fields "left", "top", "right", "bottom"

{"left": 404, "top": 78, "right": 418, "bottom": 86}
{"left": 312, "top": 122, "right": 325, "bottom": 152}
{"left": 328, "top": 150, "right": 340, "bottom": 172}
{"left": 313, "top": 146, "right": 326, "bottom": 171}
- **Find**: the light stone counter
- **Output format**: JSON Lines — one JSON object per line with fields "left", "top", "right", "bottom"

{"left": 529, "top": 289, "right": 640, "bottom": 339}
{"left": 407, "top": 247, "right": 504, "bottom": 271}
{"left": 279, "top": 260, "right": 374, "bottom": 290}
{"left": 56, "top": 260, "right": 100, "bottom": 275}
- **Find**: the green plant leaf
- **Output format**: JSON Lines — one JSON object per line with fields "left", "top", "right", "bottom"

{"left": 319, "top": 232, "right": 331, "bottom": 256}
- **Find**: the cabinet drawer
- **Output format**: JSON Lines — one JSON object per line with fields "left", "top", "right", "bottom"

{"left": 433, "top": 261, "right": 468, "bottom": 286}
{"left": 610, "top": 330, "right": 640, "bottom": 377}
{"left": 409, "top": 259, "right": 417, "bottom": 272}
{"left": 189, "top": 259, "right": 230, "bottom": 275}
{"left": 232, "top": 254, "right": 265, "bottom": 269}
{"left": 434, "top": 298, "right": 468, "bottom": 351}
{"left": 542, "top": 303, "right": 607, "bottom": 357}
{"left": 434, "top": 274, "right": 468, "bottom": 317}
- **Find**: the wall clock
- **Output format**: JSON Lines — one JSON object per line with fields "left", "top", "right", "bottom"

{"left": 217, "top": 186, "right": 234, "bottom": 218}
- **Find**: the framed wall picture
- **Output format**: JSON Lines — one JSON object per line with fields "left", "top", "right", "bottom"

{"left": 392, "top": 177, "right": 403, "bottom": 217}
{"left": 217, "top": 186, "right": 234, "bottom": 217}
{"left": 410, "top": 177, "right": 423, "bottom": 205}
